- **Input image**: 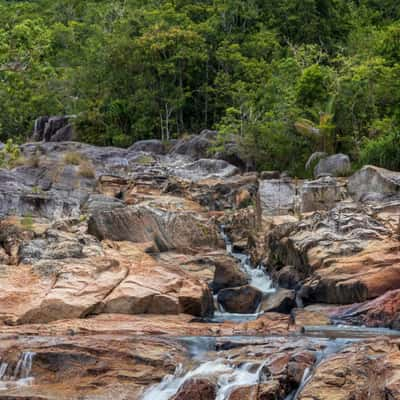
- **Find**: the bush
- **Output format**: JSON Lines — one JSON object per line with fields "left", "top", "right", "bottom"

{"left": 78, "top": 161, "right": 96, "bottom": 178}
{"left": 359, "top": 131, "right": 400, "bottom": 171}
{"left": 64, "top": 151, "right": 83, "bottom": 165}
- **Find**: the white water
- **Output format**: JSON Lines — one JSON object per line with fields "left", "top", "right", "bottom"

{"left": 0, "top": 352, "right": 35, "bottom": 389}
{"left": 142, "top": 358, "right": 267, "bottom": 400}
{"left": 221, "top": 228, "right": 275, "bottom": 295}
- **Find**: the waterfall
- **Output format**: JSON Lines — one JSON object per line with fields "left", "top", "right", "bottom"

{"left": 142, "top": 358, "right": 268, "bottom": 400}
{"left": 0, "top": 352, "right": 35, "bottom": 383}
{"left": 220, "top": 227, "right": 275, "bottom": 295}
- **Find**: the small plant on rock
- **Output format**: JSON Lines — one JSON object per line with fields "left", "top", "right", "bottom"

{"left": 63, "top": 151, "right": 83, "bottom": 165}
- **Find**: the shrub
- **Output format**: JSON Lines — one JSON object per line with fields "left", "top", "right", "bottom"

{"left": 78, "top": 161, "right": 96, "bottom": 178}
{"left": 21, "top": 214, "right": 34, "bottom": 231}
{"left": 63, "top": 151, "right": 83, "bottom": 165}
{"left": 359, "top": 131, "right": 400, "bottom": 171}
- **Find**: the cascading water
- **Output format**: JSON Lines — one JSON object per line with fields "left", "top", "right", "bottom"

{"left": 212, "top": 227, "right": 276, "bottom": 322}
{"left": 0, "top": 352, "right": 35, "bottom": 389}
{"left": 142, "top": 358, "right": 268, "bottom": 400}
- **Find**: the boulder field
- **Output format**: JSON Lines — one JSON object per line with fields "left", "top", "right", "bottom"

{"left": 0, "top": 135, "right": 399, "bottom": 399}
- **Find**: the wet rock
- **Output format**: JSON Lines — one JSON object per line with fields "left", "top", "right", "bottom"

{"left": 348, "top": 165, "right": 400, "bottom": 201}
{"left": 0, "top": 334, "right": 188, "bottom": 400}
{"left": 218, "top": 285, "right": 262, "bottom": 314}
{"left": 298, "top": 340, "right": 400, "bottom": 400}
{"left": 274, "top": 266, "right": 302, "bottom": 290}
{"left": 314, "top": 154, "right": 351, "bottom": 178}
{"left": 212, "top": 257, "right": 248, "bottom": 292}
{"left": 330, "top": 289, "right": 400, "bottom": 329}
{"left": 261, "top": 289, "right": 296, "bottom": 314}
{"left": 292, "top": 308, "right": 332, "bottom": 328}
{"left": 172, "top": 378, "right": 217, "bottom": 400}
{"left": 228, "top": 381, "right": 281, "bottom": 400}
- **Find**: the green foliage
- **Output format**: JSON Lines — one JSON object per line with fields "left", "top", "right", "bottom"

{"left": 0, "top": 139, "right": 21, "bottom": 169}
{"left": 359, "top": 131, "right": 400, "bottom": 171}
{"left": 63, "top": 151, "right": 83, "bottom": 165}
{"left": 1, "top": 0, "right": 400, "bottom": 173}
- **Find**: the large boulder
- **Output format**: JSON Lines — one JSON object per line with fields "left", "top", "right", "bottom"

{"left": 217, "top": 285, "right": 262, "bottom": 313}
{"left": 87, "top": 202, "right": 220, "bottom": 252}
{"left": 259, "top": 179, "right": 296, "bottom": 216}
{"left": 260, "top": 289, "right": 296, "bottom": 314}
{"left": 169, "top": 130, "right": 217, "bottom": 160}
{"left": 348, "top": 165, "right": 400, "bottom": 202}
{"left": 212, "top": 257, "right": 248, "bottom": 292}
{"left": 314, "top": 153, "right": 351, "bottom": 178}
{"left": 299, "top": 177, "right": 346, "bottom": 213}
{"left": 32, "top": 116, "right": 75, "bottom": 142}
{"left": 172, "top": 379, "right": 217, "bottom": 400}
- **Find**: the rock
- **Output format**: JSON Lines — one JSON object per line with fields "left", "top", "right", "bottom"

{"left": 129, "top": 139, "right": 166, "bottom": 154}
{"left": 218, "top": 285, "right": 262, "bottom": 314}
{"left": 228, "top": 381, "right": 281, "bottom": 400}
{"left": 50, "top": 123, "right": 74, "bottom": 142}
{"left": 87, "top": 202, "right": 220, "bottom": 252}
{"left": 32, "top": 116, "right": 75, "bottom": 142}
{"left": 170, "top": 130, "right": 217, "bottom": 160}
{"left": 259, "top": 179, "right": 296, "bottom": 216}
{"left": 267, "top": 205, "right": 399, "bottom": 304}
{"left": 212, "top": 257, "right": 248, "bottom": 292}
{"left": 348, "top": 165, "right": 400, "bottom": 202}
{"left": 314, "top": 154, "right": 351, "bottom": 178}
{"left": 299, "top": 177, "right": 346, "bottom": 213}
{"left": 172, "top": 379, "right": 216, "bottom": 400}
{"left": 298, "top": 340, "right": 400, "bottom": 400}
{"left": 292, "top": 308, "right": 331, "bottom": 328}
{"left": 260, "top": 171, "right": 280, "bottom": 180}
{"left": 170, "top": 159, "right": 239, "bottom": 182}
{"left": 274, "top": 266, "right": 302, "bottom": 290}
{"left": 0, "top": 334, "right": 188, "bottom": 400}
{"left": 330, "top": 289, "right": 400, "bottom": 329}
{"left": 261, "top": 289, "right": 296, "bottom": 314}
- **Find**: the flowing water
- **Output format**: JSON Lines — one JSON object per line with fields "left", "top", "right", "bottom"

{"left": 0, "top": 351, "right": 35, "bottom": 390}
{"left": 211, "top": 228, "right": 275, "bottom": 322}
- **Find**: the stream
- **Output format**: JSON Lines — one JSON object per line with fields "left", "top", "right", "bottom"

{"left": 211, "top": 227, "right": 275, "bottom": 322}
{"left": 141, "top": 228, "right": 400, "bottom": 400}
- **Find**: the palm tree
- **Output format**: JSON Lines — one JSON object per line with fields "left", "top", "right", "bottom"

{"left": 294, "top": 95, "right": 336, "bottom": 170}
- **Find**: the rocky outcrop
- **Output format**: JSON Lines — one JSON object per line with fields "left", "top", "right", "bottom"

{"left": 314, "top": 153, "right": 351, "bottom": 178}
{"left": 218, "top": 285, "right": 262, "bottom": 313}
{"left": 331, "top": 289, "right": 400, "bottom": 329}
{"left": 298, "top": 340, "right": 400, "bottom": 400}
{"left": 299, "top": 177, "right": 346, "bottom": 213}
{"left": 88, "top": 201, "right": 220, "bottom": 252}
{"left": 129, "top": 139, "right": 166, "bottom": 154}
{"left": 348, "top": 165, "right": 400, "bottom": 201}
{"left": 32, "top": 116, "right": 75, "bottom": 142}
{"left": 261, "top": 289, "right": 296, "bottom": 314}
{"left": 172, "top": 379, "right": 217, "bottom": 400}
{"left": 169, "top": 130, "right": 217, "bottom": 160}
{"left": 212, "top": 257, "right": 248, "bottom": 292}
{"left": 267, "top": 205, "right": 399, "bottom": 304}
